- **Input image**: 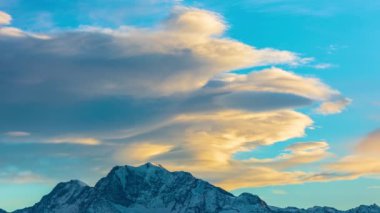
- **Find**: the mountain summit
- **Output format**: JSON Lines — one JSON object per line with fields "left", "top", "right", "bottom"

{"left": 8, "top": 163, "right": 380, "bottom": 213}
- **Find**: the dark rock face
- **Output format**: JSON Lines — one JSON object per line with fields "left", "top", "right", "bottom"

{"left": 270, "top": 205, "right": 380, "bottom": 213}
{"left": 5, "top": 163, "right": 380, "bottom": 213}
{"left": 346, "top": 204, "right": 380, "bottom": 213}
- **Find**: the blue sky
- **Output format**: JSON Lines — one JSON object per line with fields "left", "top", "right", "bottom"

{"left": 0, "top": 0, "right": 379, "bottom": 211}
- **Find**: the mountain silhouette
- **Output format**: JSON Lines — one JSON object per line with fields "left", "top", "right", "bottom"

{"left": 8, "top": 163, "right": 380, "bottom": 213}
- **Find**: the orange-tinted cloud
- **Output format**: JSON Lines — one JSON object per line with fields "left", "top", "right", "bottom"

{"left": 326, "top": 129, "right": 380, "bottom": 178}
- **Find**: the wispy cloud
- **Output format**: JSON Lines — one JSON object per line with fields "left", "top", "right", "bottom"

{"left": 0, "top": 170, "right": 48, "bottom": 184}
{"left": 313, "top": 63, "right": 334, "bottom": 70}
{"left": 245, "top": 141, "right": 331, "bottom": 169}
{"left": 4, "top": 131, "right": 31, "bottom": 137}
{"left": 272, "top": 189, "right": 287, "bottom": 195}
{"left": 368, "top": 186, "right": 380, "bottom": 190}
{"left": 325, "top": 129, "right": 380, "bottom": 179}
{"left": 49, "top": 137, "right": 101, "bottom": 145}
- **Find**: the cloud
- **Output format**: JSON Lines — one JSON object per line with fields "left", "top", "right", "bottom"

{"left": 0, "top": 27, "right": 25, "bottom": 37}
{"left": 213, "top": 91, "right": 313, "bottom": 112}
{"left": 163, "top": 7, "right": 226, "bottom": 36}
{"left": 355, "top": 129, "right": 380, "bottom": 154}
{"left": 4, "top": 131, "right": 30, "bottom": 137}
{"left": 216, "top": 167, "right": 310, "bottom": 190}
{"left": 245, "top": 141, "right": 331, "bottom": 169}
{"left": 0, "top": 11, "right": 11, "bottom": 25}
{"left": 206, "top": 68, "right": 350, "bottom": 114}
{"left": 0, "top": 28, "right": 50, "bottom": 39}
{"left": 0, "top": 7, "right": 348, "bottom": 137}
{"left": 368, "top": 186, "right": 380, "bottom": 190}
{"left": 0, "top": 170, "right": 48, "bottom": 184}
{"left": 113, "top": 109, "right": 318, "bottom": 188}
{"left": 313, "top": 63, "right": 334, "bottom": 69}
{"left": 326, "top": 129, "right": 380, "bottom": 178}
{"left": 0, "top": 7, "right": 300, "bottom": 100}
{"left": 208, "top": 68, "right": 341, "bottom": 100}
{"left": 115, "top": 143, "right": 173, "bottom": 164}
{"left": 327, "top": 155, "right": 380, "bottom": 178}
{"left": 49, "top": 137, "right": 101, "bottom": 145}
{"left": 0, "top": 6, "right": 352, "bottom": 190}
{"left": 272, "top": 189, "right": 287, "bottom": 195}
{"left": 0, "top": 11, "right": 49, "bottom": 38}
{"left": 316, "top": 98, "right": 352, "bottom": 115}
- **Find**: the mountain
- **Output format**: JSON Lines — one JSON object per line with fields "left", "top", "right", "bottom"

{"left": 5, "top": 163, "right": 380, "bottom": 213}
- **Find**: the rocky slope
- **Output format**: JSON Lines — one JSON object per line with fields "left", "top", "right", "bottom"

{"left": 6, "top": 163, "right": 380, "bottom": 213}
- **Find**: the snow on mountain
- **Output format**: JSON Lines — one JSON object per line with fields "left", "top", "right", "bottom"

{"left": 94, "top": 162, "right": 271, "bottom": 212}
{"left": 5, "top": 163, "right": 380, "bottom": 213}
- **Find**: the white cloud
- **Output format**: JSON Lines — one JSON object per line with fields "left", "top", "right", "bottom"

{"left": 5, "top": 131, "right": 31, "bottom": 137}
{"left": 313, "top": 63, "right": 334, "bottom": 69}
{"left": 0, "top": 11, "right": 11, "bottom": 25}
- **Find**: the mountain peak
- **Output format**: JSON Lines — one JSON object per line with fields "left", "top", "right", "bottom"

{"left": 142, "top": 162, "right": 164, "bottom": 168}
{"left": 52, "top": 179, "right": 88, "bottom": 193}
{"left": 237, "top": 192, "right": 265, "bottom": 203}
{"left": 135, "top": 162, "right": 168, "bottom": 172}
{"left": 108, "top": 162, "right": 168, "bottom": 176}
{"left": 65, "top": 179, "right": 88, "bottom": 187}
{"left": 8, "top": 163, "right": 380, "bottom": 213}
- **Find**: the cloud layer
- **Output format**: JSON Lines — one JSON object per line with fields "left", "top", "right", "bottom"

{"left": 0, "top": 8, "right": 299, "bottom": 99}
{"left": 0, "top": 8, "right": 357, "bottom": 190}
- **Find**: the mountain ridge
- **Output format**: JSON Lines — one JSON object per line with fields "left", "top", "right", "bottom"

{"left": 5, "top": 163, "right": 380, "bottom": 213}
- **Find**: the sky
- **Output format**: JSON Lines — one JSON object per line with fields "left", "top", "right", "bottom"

{"left": 0, "top": 0, "right": 379, "bottom": 211}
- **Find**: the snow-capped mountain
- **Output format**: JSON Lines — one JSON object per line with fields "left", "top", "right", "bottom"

{"left": 6, "top": 163, "right": 380, "bottom": 213}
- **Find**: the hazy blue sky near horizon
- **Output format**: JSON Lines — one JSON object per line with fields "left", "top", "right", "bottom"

{"left": 0, "top": 0, "right": 379, "bottom": 211}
